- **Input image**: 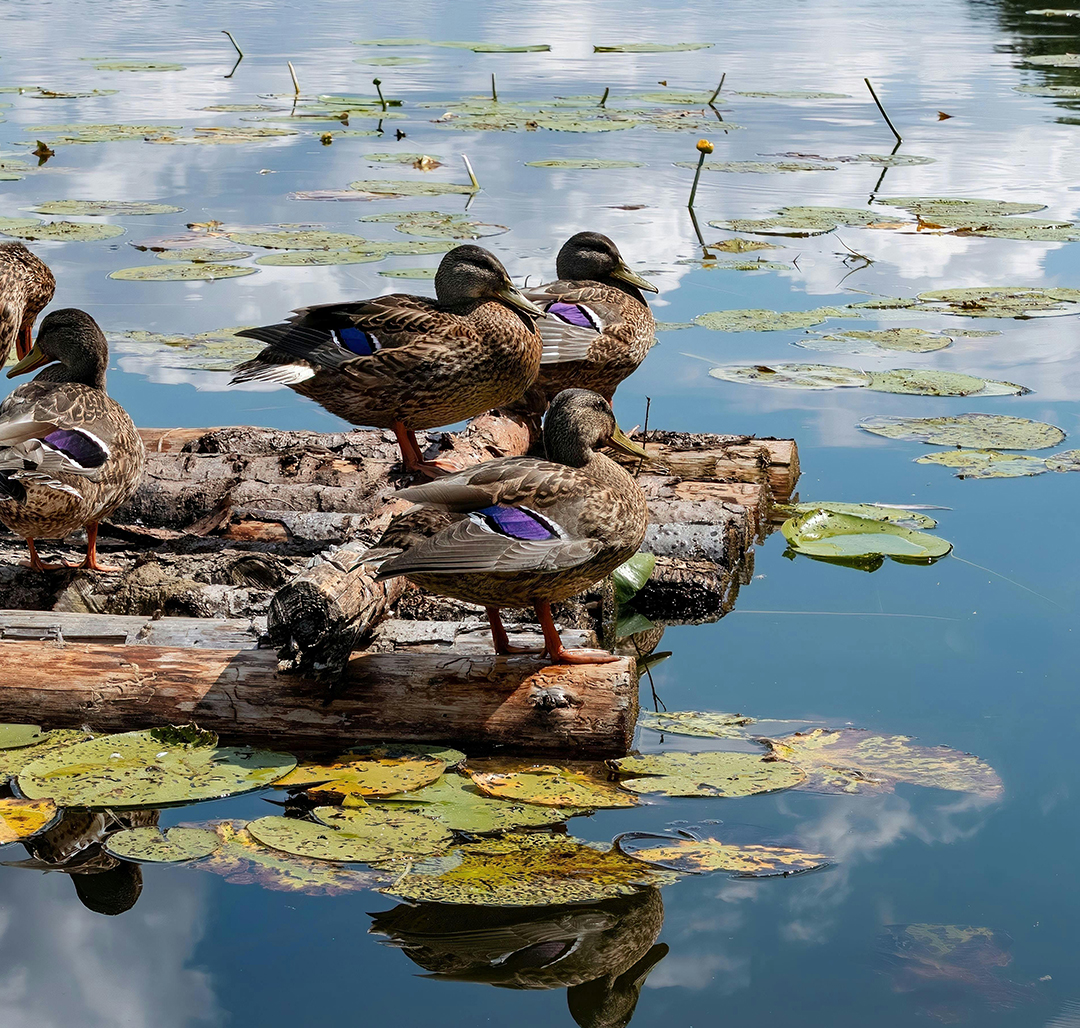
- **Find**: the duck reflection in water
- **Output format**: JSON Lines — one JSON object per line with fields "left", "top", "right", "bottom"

{"left": 1, "top": 808, "right": 159, "bottom": 916}
{"left": 370, "top": 888, "right": 668, "bottom": 1028}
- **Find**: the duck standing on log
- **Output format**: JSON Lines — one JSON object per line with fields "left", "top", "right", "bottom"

{"left": 0, "top": 242, "right": 55, "bottom": 363}
{"left": 524, "top": 232, "right": 657, "bottom": 405}
{"left": 368, "top": 388, "right": 649, "bottom": 664}
{"left": 232, "top": 245, "right": 548, "bottom": 476}
{"left": 0, "top": 309, "right": 145, "bottom": 571}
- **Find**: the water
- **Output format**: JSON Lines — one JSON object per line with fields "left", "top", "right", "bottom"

{"left": 0, "top": 0, "right": 1078, "bottom": 1024}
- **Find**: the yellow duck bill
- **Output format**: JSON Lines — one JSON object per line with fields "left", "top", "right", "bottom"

{"left": 7, "top": 343, "right": 53, "bottom": 378}
{"left": 612, "top": 263, "right": 659, "bottom": 294}
{"left": 609, "top": 423, "right": 650, "bottom": 460}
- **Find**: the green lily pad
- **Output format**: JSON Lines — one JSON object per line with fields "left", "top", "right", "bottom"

{"left": 708, "top": 238, "right": 783, "bottom": 253}
{"left": 762, "top": 728, "right": 1003, "bottom": 797}
{"left": 1024, "top": 52, "right": 1080, "bottom": 66}
{"left": 612, "top": 552, "right": 656, "bottom": 603}
{"left": 0, "top": 729, "right": 91, "bottom": 783}
{"left": 782, "top": 509, "right": 952, "bottom": 564}
{"left": 675, "top": 160, "right": 835, "bottom": 173}
{"left": 0, "top": 159, "right": 32, "bottom": 180}
{"left": 852, "top": 152, "right": 936, "bottom": 166}
{"left": 879, "top": 197, "right": 1048, "bottom": 219}
{"left": 867, "top": 369, "right": 1027, "bottom": 397}
{"left": 637, "top": 711, "right": 756, "bottom": 739}
{"left": 86, "top": 60, "right": 185, "bottom": 72}
{"left": 17, "top": 729, "right": 296, "bottom": 810}
{"left": 689, "top": 258, "right": 791, "bottom": 272}
{"left": 708, "top": 363, "right": 870, "bottom": 388}
{"left": 0, "top": 724, "right": 45, "bottom": 749}
{"left": 375, "top": 772, "right": 589, "bottom": 832}
{"left": 28, "top": 200, "right": 183, "bottom": 216}
{"left": 380, "top": 833, "right": 672, "bottom": 906}
{"left": 913, "top": 287, "right": 1080, "bottom": 318}
{"left": 433, "top": 41, "right": 551, "bottom": 52}
{"left": 201, "top": 103, "right": 284, "bottom": 112}
{"left": 0, "top": 217, "right": 124, "bottom": 242}
{"left": 190, "top": 819, "right": 385, "bottom": 895}
{"left": 810, "top": 328, "right": 954, "bottom": 353}
{"left": 274, "top": 747, "right": 446, "bottom": 804}
{"left": 155, "top": 248, "right": 253, "bottom": 263}
{"left": 255, "top": 251, "right": 385, "bottom": 266}
{"left": 357, "top": 56, "right": 430, "bottom": 65}
{"left": 17, "top": 88, "right": 119, "bottom": 99}
{"left": 617, "top": 831, "right": 829, "bottom": 876}
{"left": 24, "top": 123, "right": 182, "bottom": 143}
{"left": 709, "top": 206, "right": 890, "bottom": 236}
{"left": 109, "top": 263, "right": 256, "bottom": 281}
{"left": 859, "top": 413, "right": 1066, "bottom": 449}
{"left": 470, "top": 765, "right": 639, "bottom": 808}
{"left": 526, "top": 158, "right": 644, "bottom": 168}
{"left": 1045, "top": 448, "right": 1080, "bottom": 472}
{"left": 776, "top": 502, "right": 938, "bottom": 529}
{"left": 734, "top": 89, "right": 850, "bottom": 99}
{"left": 360, "top": 211, "right": 507, "bottom": 239}
{"left": 914, "top": 450, "right": 1051, "bottom": 479}
{"left": 379, "top": 267, "right": 436, "bottom": 279}
{"left": 0, "top": 798, "right": 59, "bottom": 843}
{"left": 347, "top": 178, "right": 476, "bottom": 196}
{"left": 594, "top": 42, "right": 714, "bottom": 52}
{"left": 228, "top": 229, "right": 371, "bottom": 250}
{"left": 1014, "top": 84, "right": 1080, "bottom": 97}
{"left": 696, "top": 307, "right": 855, "bottom": 332}
{"left": 104, "top": 826, "right": 220, "bottom": 863}
{"left": 248, "top": 807, "right": 451, "bottom": 863}
{"left": 608, "top": 751, "right": 806, "bottom": 797}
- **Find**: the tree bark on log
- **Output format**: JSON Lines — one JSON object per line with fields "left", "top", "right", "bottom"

{"left": 0, "top": 640, "right": 637, "bottom": 757}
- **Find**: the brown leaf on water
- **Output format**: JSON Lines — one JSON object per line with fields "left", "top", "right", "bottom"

{"left": 938, "top": 110, "right": 954, "bottom": 119}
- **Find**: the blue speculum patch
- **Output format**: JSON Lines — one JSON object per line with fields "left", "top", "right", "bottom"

{"left": 547, "top": 302, "right": 597, "bottom": 330}
{"left": 336, "top": 327, "right": 379, "bottom": 356}
{"left": 474, "top": 504, "right": 557, "bottom": 540}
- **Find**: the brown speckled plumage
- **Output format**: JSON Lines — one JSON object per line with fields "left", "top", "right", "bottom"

{"left": 0, "top": 242, "right": 55, "bottom": 366}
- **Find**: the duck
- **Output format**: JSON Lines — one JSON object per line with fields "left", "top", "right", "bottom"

{"left": 0, "top": 308, "right": 145, "bottom": 571}
{"left": 370, "top": 388, "right": 650, "bottom": 664}
{"left": 524, "top": 232, "right": 657, "bottom": 405}
{"left": 0, "top": 241, "right": 55, "bottom": 365}
{"left": 232, "top": 245, "right": 546, "bottom": 476}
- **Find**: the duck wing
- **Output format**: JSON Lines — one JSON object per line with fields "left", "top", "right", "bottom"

{"left": 524, "top": 281, "right": 636, "bottom": 364}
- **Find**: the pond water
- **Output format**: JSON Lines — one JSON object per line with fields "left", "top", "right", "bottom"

{"left": 0, "top": 0, "right": 1078, "bottom": 1024}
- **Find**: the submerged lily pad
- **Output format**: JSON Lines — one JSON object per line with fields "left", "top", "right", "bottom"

{"left": 675, "top": 160, "right": 835, "bottom": 173}
{"left": 109, "top": 263, "right": 256, "bottom": 281}
{"left": 0, "top": 724, "right": 45, "bottom": 750}
{"left": 380, "top": 833, "right": 671, "bottom": 906}
{"left": 1045, "top": 448, "right": 1080, "bottom": 472}
{"left": 190, "top": 820, "right": 385, "bottom": 895}
{"left": 347, "top": 178, "right": 476, "bottom": 196}
{"left": 29, "top": 200, "right": 183, "bottom": 216}
{"left": 594, "top": 42, "right": 714, "bottom": 52}
{"left": 0, "top": 798, "right": 58, "bottom": 843}
{"left": 617, "top": 830, "right": 829, "bottom": 876}
{"left": 526, "top": 158, "right": 643, "bottom": 168}
{"left": 254, "top": 251, "right": 384, "bottom": 266}
{"left": 811, "top": 328, "right": 953, "bottom": 353}
{"left": 859, "top": 413, "right": 1065, "bottom": 450}
{"left": 1014, "top": 83, "right": 1080, "bottom": 97}
{"left": 608, "top": 751, "right": 806, "bottom": 797}
{"left": 708, "top": 363, "right": 870, "bottom": 388}
{"left": 637, "top": 711, "right": 756, "bottom": 739}
{"left": 0, "top": 217, "right": 124, "bottom": 242}
{"left": 762, "top": 728, "right": 1003, "bottom": 797}
{"left": 782, "top": 509, "right": 952, "bottom": 564}
{"left": 867, "top": 369, "right": 1026, "bottom": 397}
{"left": 470, "top": 766, "right": 638, "bottom": 808}
{"left": 274, "top": 748, "right": 446, "bottom": 805}
{"left": 87, "top": 60, "right": 185, "bottom": 72}
{"left": 17, "top": 729, "right": 296, "bottom": 809}
{"left": 1024, "top": 52, "right": 1080, "bottom": 66}
{"left": 776, "top": 502, "right": 938, "bottom": 529}
{"left": 104, "top": 826, "right": 220, "bottom": 863}
{"left": 915, "top": 450, "right": 1051, "bottom": 479}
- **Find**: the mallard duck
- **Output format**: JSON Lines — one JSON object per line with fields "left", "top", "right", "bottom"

{"left": 0, "top": 241, "right": 55, "bottom": 364}
{"left": 371, "top": 388, "right": 649, "bottom": 664}
{"left": 0, "top": 308, "right": 145, "bottom": 571}
{"left": 524, "top": 232, "right": 657, "bottom": 404}
{"left": 232, "top": 245, "right": 546, "bottom": 475}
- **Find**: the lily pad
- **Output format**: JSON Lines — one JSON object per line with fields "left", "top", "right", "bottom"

{"left": 709, "top": 207, "right": 888, "bottom": 236}
{"left": 379, "top": 267, "right": 436, "bottom": 279}
{"left": 249, "top": 807, "right": 451, "bottom": 863}
{"left": 637, "top": 711, "right": 756, "bottom": 739}
{"left": 289, "top": 189, "right": 386, "bottom": 201}
{"left": 347, "top": 178, "right": 476, "bottom": 196}
{"left": 0, "top": 159, "right": 32, "bottom": 180}
{"left": 23, "top": 123, "right": 182, "bottom": 143}
{"left": 254, "top": 251, "right": 384, "bottom": 266}
{"left": 28, "top": 200, "right": 183, "bottom": 216}
{"left": 859, "top": 413, "right": 1065, "bottom": 449}
{"left": 867, "top": 369, "right": 1026, "bottom": 397}
{"left": 0, "top": 798, "right": 58, "bottom": 843}
{"left": 853, "top": 152, "right": 936, "bottom": 166}
{"left": 0, "top": 724, "right": 45, "bottom": 749}
{"left": 708, "top": 363, "right": 870, "bottom": 388}
{"left": 17, "top": 729, "right": 296, "bottom": 809}
{"left": 1024, "top": 53, "right": 1080, "bottom": 66}
{"left": 155, "top": 248, "right": 253, "bottom": 263}
{"left": 470, "top": 766, "right": 639, "bottom": 808}
{"left": 109, "top": 263, "right": 256, "bottom": 281}
{"left": 594, "top": 42, "right": 714, "bottom": 52}
{"left": 433, "top": 41, "right": 551, "bottom": 52}
{"left": 364, "top": 152, "right": 445, "bottom": 164}
{"left": 1014, "top": 84, "right": 1080, "bottom": 97}
{"left": 675, "top": 160, "right": 835, "bottom": 173}
{"left": 87, "top": 60, "right": 185, "bottom": 72}
{"left": 190, "top": 820, "right": 385, "bottom": 895}
{"left": 878, "top": 197, "right": 1047, "bottom": 219}
{"left": 762, "top": 728, "right": 1003, "bottom": 797}
{"left": 696, "top": 307, "right": 855, "bottom": 332}
{"left": 201, "top": 103, "right": 284, "bottom": 112}
{"left": 0, "top": 217, "right": 124, "bottom": 242}
{"left": 380, "top": 833, "right": 672, "bottom": 906}
{"left": 147, "top": 127, "right": 299, "bottom": 144}
{"left": 708, "top": 238, "right": 783, "bottom": 253}
{"left": 0, "top": 729, "right": 91, "bottom": 782}
{"left": 912, "top": 287, "right": 1080, "bottom": 319}
{"left": 18, "top": 88, "right": 119, "bottom": 99}
{"left": 1045, "top": 448, "right": 1080, "bottom": 472}
{"left": 616, "top": 830, "right": 829, "bottom": 876}
{"left": 228, "top": 228, "right": 371, "bottom": 250}
{"left": 781, "top": 509, "right": 952, "bottom": 564}
{"left": 274, "top": 747, "right": 446, "bottom": 805}
{"left": 776, "top": 502, "right": 938, "bottom": 529}
{"left": 360, "top": 211, "right": 507, "bottom": 239}
{"left": 915, "top": 450, "right": 1051, "bottom": 479}
{"left": 526, "top": 158, "right": 643, "bottom": 168}
{"left": 612, "top": 552, "right": 656, "bottom": 603}
{"left": 104, "top": 826, "right": 220, "bottom": 863}
{"left": 734, "top": 89, "right": 850, "bottom": 99}
{"left": 685, "top": 257, "right": 791, "bottom": 271}
{"left": 608, "top": 751, "right": 806, "bottom": 797}
{"left": 812, "top": 328, "right": 953, "bottom": 353}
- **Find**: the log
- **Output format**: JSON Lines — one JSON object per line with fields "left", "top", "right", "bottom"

{"left": 0, "top": 639, "right": 638, "bottom": 757}
{"left": 0, "top": 609, "right": 263, "bottom": 648}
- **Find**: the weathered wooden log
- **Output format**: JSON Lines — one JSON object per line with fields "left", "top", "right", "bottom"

{"left": 0, "top": 609, "right": 263, "bottom": 648}
{"left": 0, "top": 639, "right": 637, "bottom": 757}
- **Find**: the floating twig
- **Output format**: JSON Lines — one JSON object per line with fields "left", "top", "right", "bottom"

{"left": 491, "top": 73, "right": 498, "bottom": 103}
{"left": 599, "top": 87, "right": 609, "bottom": 107}
{"left": 864, "top": 77, "right": 902, "bottom": 144}
{"left": 221, "top": 30, "right": 243, "bottom": 58}
{"left": 373, "top": 77, "right": 387, "bottom": 111}
{"left": 708, "top": 73, "right": 725, "bottom": 106}
{"left": 288, "top": 61, "right": 300, "bottom": 96}
{"left": 461, "top": 153, "right": 480, "bottom": 191}
{"left": 687, "top": 138, "right": 713, "bottom": 209}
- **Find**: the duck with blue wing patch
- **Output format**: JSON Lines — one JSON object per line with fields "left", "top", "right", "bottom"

{"left": 369, "top": 389, "right": 650, "bottom": 664}
{"left": 0, "top": 309, "right": 144, "bottom": 571}
{"left": 232, "top": 245, "right": 548, "bottom": 476}
{"left": 524, "top": 232, "right": 657, "bottom": 405}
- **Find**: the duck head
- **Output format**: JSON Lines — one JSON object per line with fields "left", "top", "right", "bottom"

{"left": 544, "top": 388, "right": 649, "bottom": 467}
{"left": 434, "top": 244, "right": 544, "bottom": 319}
{"left": 555, "top": 232, "right": 658, "bottom": 296}
{"left": 8, "top": 307, "right": 109, "bottom": 389}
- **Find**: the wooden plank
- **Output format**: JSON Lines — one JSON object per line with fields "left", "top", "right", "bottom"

{"left": 0, "top": 610, "right": 263, "bottom": 648}
{"left": 0, "top": 640, "right": 637, "bottom": 757}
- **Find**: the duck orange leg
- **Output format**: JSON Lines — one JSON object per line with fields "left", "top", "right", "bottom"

{"left": 534, "top": 600, "right": 620, "bottom": 665}
{"left": 77, "top": 523, "right": 123, "bottom": 573}
{"left": 486, "top": 607, "right": 544, "bottom": 655}
{"left": 391, "top": 421, "right": 460, "bottom": 478}
{"left": 23, "top": 539, "right": 68, "bottom": 572}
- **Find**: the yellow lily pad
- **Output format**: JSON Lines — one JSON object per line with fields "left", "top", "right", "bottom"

{"left": 275, "top": 747, "right": 446, "bottom": 804}
{"left": 859, "top": 413, "right": 1065, "bottom": 449}
{"left": 104, "top": 826, "right": 220, "bottom": 863}
{"left": 29, "top": 200, "right": 183, "bottom": 216}
{"left": 608, "top": 751, "right": 806, "bottom": 797}
{"left": 470, "top": 765, "right": 639, "bottom": 808}
{"left": 0, "top": 797, "right": 59, "bottom": 843}
{"left": 915, "top": 450, "right": 1051, "bottom": 479}
{"left": 617, "top": 831, "right": 829, "bottom": 876}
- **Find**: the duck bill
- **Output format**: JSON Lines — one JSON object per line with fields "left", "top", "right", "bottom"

{"left": 609, "top": 424, "right": 650, "bottom": 460}
{"left": 7, "top": 343, "right": 52, "bottom": 379}
{"left": 612, "top": 262, "right": 659, "bottom": 294}
{"left": 496, "top": 283, "right": 546, "bottom": 318}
